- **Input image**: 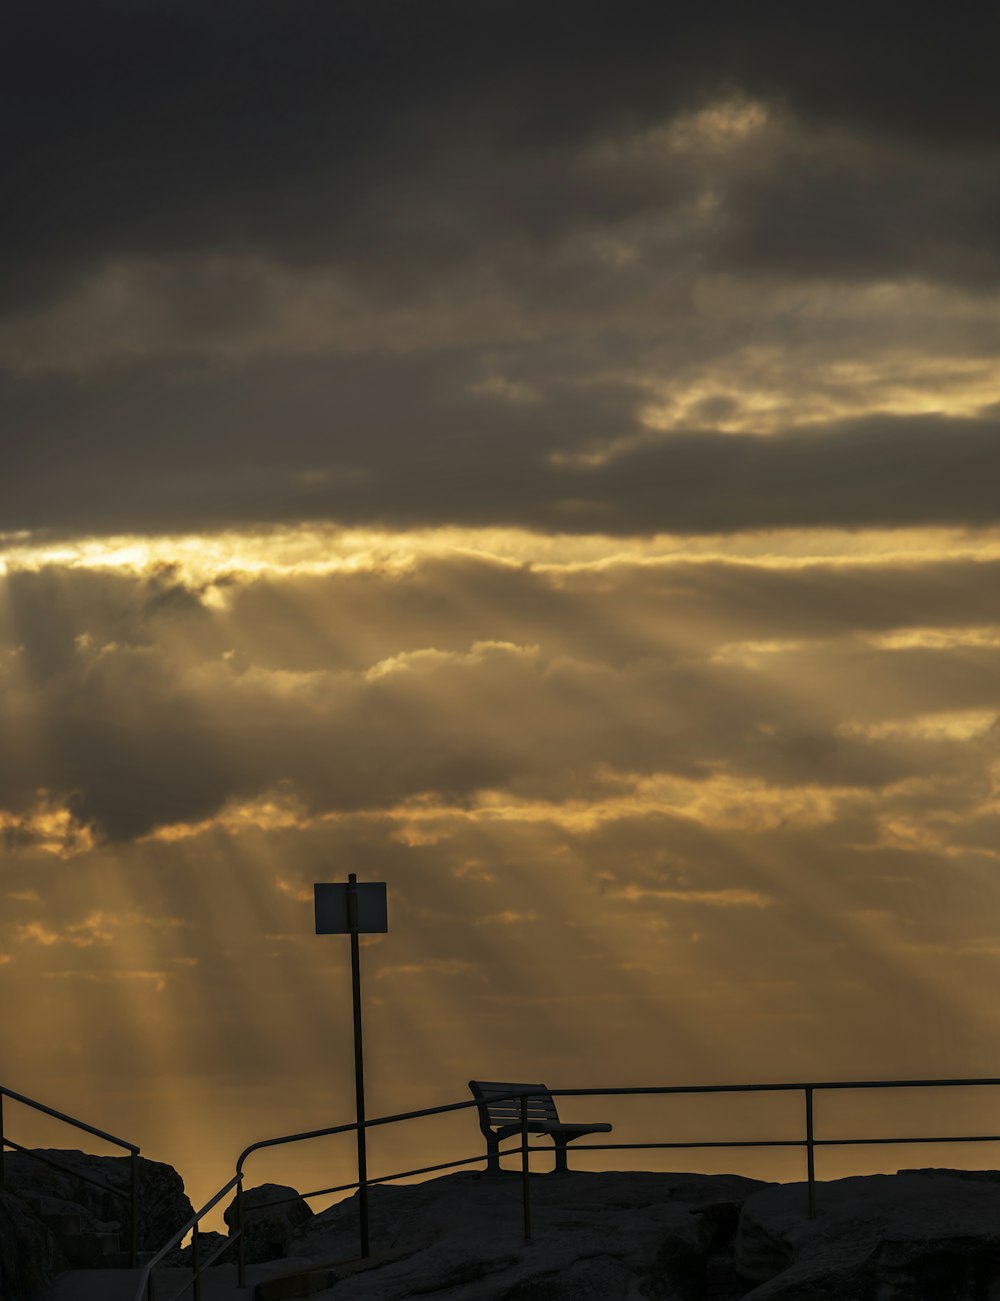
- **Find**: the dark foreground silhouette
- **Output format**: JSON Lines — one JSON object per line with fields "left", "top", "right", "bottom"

{"left": 9, "top": 1158, "right": 1000, "bottom": 1300}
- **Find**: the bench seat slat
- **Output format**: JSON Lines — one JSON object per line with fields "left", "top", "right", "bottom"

{"left": 493, "top": 1121, "right": 612, "bottom": 1136}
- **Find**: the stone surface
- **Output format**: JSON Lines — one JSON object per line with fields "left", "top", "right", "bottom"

{"left": 160, "top": 1229, "right": 232, "bottom": 1269}
{"left": 4, "top": 1149, "right": 193, "bottom": 1253}
{"left": 285, "top": 1170, "right": 766, "bottom": 1300}
{"left": 736, "top": 1170, "right": 1000, "bottom": 1300}
{"left": 0, "top": 1188, "right": 66, "bottom": 1301}
{"left": 223, "top": 1183, "right": 314, "bottom": 1264}
{"left": 25, "top": 1161, "right": 1000, "bottom": 1299}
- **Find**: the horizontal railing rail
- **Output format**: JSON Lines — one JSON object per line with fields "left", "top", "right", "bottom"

{"left": 544, "top": 1078, "right": 1000, "bottom": 1220}
{"left": 1, "top": 1083, "right": 141, "bottom": 1267}
{"left": 549, "top": 1076, "right": 1000, "bottom": 1096}
{"left": 144, "top": 1075, "right": 1000, "bottom": 1295}
{"left": 249, "top": 1152, "right": 495, "bottom": 1211}
{"left": 235, "top": 1096, "right": 483, "bottom": 1169}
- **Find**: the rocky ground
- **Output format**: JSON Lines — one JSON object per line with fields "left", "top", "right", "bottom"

{"left": 736, "top": 1168, "right": 1000, "bottom": 1300}
{"left": 9, "top": 1158, "right": 1000, "bottom": 1299}
{"left": 0, "top": 1149, "right": 192, "bottom": 1300}
{"left": 265, "top": 1167, "right": 1000, "bottom": 1300}
{"left": 276, "top": 1169, "right": 762, "bottom": 1300}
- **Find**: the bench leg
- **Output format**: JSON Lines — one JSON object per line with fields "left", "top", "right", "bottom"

{"left": 553, "top": 1142, "right": 569, "bottom": 1174}
{"left": 485, "top": 1135, "right": 502, "bottom": 1175}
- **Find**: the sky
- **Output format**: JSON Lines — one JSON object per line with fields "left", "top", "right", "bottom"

{"left": 5, "top": 0, "right": 1000, "bottom": 1219}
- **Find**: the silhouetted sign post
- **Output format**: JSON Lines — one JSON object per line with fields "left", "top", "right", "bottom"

{"left": 314, "top": 874, "right": 388, "bottom": 1259}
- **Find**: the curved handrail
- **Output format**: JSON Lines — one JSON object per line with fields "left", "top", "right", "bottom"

{"left": 148, "top": 1109, "right": 517, "bottom": 1301}
{"left": 130, "top": 1173, "right": 241, "bottom": 1301}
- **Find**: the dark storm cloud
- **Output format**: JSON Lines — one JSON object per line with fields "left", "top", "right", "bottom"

{"left": 4, "top": 0, "right": 1000, "bottom": 313}
{"left": 714, "top": 131, "right": 1000, "bottom": 287}
{"left": 4, "top": 2, "right": 1000, "bottom": 541}
{"left": 5, "top": 339, "right": 1000, "bottom": 536}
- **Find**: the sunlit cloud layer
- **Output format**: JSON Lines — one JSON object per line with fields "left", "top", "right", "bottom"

{"left": 3, "top": 539, "right": 1000, "bottom": 1184}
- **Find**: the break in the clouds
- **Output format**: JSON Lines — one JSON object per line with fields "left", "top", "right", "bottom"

{"left": 3, "top": 545, "right": 1000, "bottom": 847}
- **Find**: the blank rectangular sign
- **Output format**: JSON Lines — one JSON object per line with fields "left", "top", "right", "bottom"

{"left": 314, "top": 882, "right": 388, "bottom": 934}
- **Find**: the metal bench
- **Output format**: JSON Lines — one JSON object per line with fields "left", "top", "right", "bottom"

{"left": 469, "top": 1079, "right": 612, "bottom": 1173}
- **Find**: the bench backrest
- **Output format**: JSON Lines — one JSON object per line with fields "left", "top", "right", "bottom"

{"left": 468, "top": 1080, "right": 560, "bottom": 1132}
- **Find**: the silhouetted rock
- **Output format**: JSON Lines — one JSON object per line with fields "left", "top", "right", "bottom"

{"left": 0, "top": 1188, "right": 66, "bottom": 1301}
{"left": 223, "top": 1183, "right": 314, "bottom": 1264}
{"left": 284, "top": 1170, "right": 766, "bottom": 1299}
{"left": 4, "top": 1149, "right": 193, "bottom": 1253}
{"left": 897, "top": 1165, "right": 1000, "bottom": 1184}
{"left": 736, "top": 1172, "right": 1000, "bottom": 1299}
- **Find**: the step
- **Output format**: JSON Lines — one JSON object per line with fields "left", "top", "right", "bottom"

{"left": 39, "top": 1259, "right": 313, "bottom": 1301}
{"left": 61, "top": 1230, "right": 123, "bottom": 1268}
{"left": 42, "top": 1269, "right": 246, "bottom": 1301}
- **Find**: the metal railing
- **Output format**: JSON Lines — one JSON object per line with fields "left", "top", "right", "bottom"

{"left": 1, "top": 1083, "right": 141, "bottom": 1267}
{"left": 545, "top": 1077, "right": 1000, "bottom": 1221}
{"left": 230, "top": 1096, "right": 493, "bottom": 1287}
{"left": 132, "top": 1174, "right": 242, "bottom": 1301}
{"left": 141, "top": 1074, "right": 1000, "bottom": 1296}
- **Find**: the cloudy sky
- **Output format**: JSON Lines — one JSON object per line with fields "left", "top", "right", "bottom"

{"left": 5, "top": 1, "right": 1000, "bottom": 1213}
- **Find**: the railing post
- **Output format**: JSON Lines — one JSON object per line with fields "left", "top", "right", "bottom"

{"left": 130, "top": 1149, "right": 139, "bottom": 1268}
{"left": 520, "top": 1095, "right": 532, "bottom": 1243}
{"left": 237, "top": 1176, "right": 246, "bottom": 1289}
{"left": 0, "top": 1089, "right": 5, "bottom": 1189}
{"left": 805, "top": 1086, "right": 816, "bottom": 1219}
{"left": 147, "top": 1268, "right": 156, "bottom": 1301}
{"left": 192, "top": 1223, "right": 201, "bottom": 1301}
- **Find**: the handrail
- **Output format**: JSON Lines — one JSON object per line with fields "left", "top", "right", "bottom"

{"left": 235, "top": 1096, "right": 481, "bottom": 1172}
{"left": 1, "top": 1082, "right": 141, "bottom": 1267}
{"left": 547, "top": 1076, "right": 1000, "bottom": 1095}
{"left": 130, "top": 1173, "right": 242, "bottom": 1301}
{"left": 249, "top": 1152, "right": 498, "bottom": 1212}
{"left": 1, "top": 1085, "right": 141, "bottom": 1151}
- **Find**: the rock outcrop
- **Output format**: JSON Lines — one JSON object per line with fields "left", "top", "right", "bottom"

{"left": 223, "top": 1183, "right": 314, "bottom": 1264}
{"left": 1, "top": 1149, "right": 193, "bottom": 1300}
{"left": 284, "top": 1169, "right": 766, "bottom": 1299}
{"left": 736, "top": 1169, "right": 1000, "bottom": 1299}
{"left": 233, "top": 1166, "right": 1000, "bottom": 1300}
{"left": 3, "top": 1149, "right": 193, "bottom": 1254}
{"left": 0, "top": 1188, "right": 67, "bottom": 1301}
{"left": 13, "top": 1159, "right": 1000, "bottom": 1299}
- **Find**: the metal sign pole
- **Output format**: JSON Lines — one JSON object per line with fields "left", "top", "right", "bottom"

{"left": 347, "top": 873, "right": 370, "bottom": 1259}
{"left": 314, "top": 874, "right": 387, "bottom": 1263}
